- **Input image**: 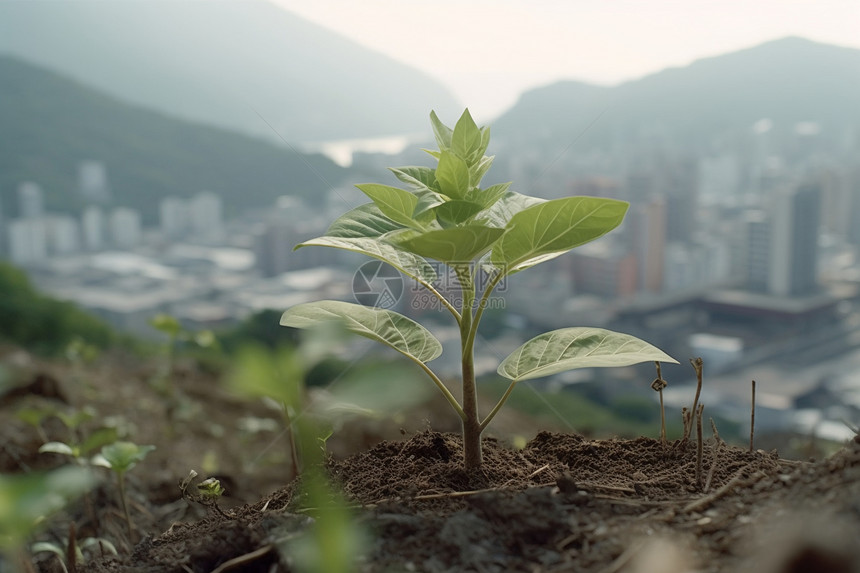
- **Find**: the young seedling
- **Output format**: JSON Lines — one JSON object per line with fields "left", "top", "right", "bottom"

{"left": 685, "top": 357, "right": 704, "bottom": 441}
{"left": 651, "top": 361, "right": 668, "bottom": 444}
{"left": 92, "top": 442, "right": 155, "bottom": 541}
{"left": 280, "top": 109, "right": 679, "bottom": 470}
{"left": 0, "top": 467, "right": 94, "bottom": 571}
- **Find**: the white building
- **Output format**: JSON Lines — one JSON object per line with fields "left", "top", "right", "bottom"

{"left": 160, "top": 196, "right": 189, "bottom": 239}
{"left": 82, "top": 206, "right": 105, "bottom": 251}
{"left": 8, "top": 218, "right": 48, "bottom": 264}
{"left": 78, "top": 161, "right": 110, "bottom": 203}
{"left": 46, "top": 215, "right": 81, "bottom": 255}
{"left": 189, "top": 191, "right": 223, "bottom": 242}
{"left": 109, "top": 207, "right": 142, "bottom": 249}
{"left": 17, "top": 182, "right": 44, "bottom": 219}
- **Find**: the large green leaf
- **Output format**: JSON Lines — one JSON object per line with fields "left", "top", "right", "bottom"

{"left": 433, "top": 200, "right": 484, "bottom": 227}
{"left": 451, "top": 109, "right": 483, "bottom": 162}
{"left": 413, "top": 189, "right": 450, "bottom": 219}
{"left": 498, "top": 327, "right": 679, "bottom": 381}
{"left": 324, "top": 203, "right": 403, "bottom": 239}
{"left": 393, "top": 225, "right": 504, "bottom": 264}
{"left": 491, "top": 196, "right": 628, "bottom": 274}
{"left": 297, "top": 203, "right": 437, "bottom": 286}
{"left": 436, "top": 151, "right": 471, "bottom": 200}
{"left": 466, "top": 182, "right": 511, "bottom": 211}
{"left": 280, "top": 301, "right": 442, "bottom": 364}
{"left": 429, "top": 110, "right": 453, "bottom": 150}
{"left": 469, "top": 155, "right": 495, "bottom": 187}
{"left": 354, "top": 183, "right": 421, "bottom": 229}
{"left": 478, "top": 191, "right": 545, "bottom": 228}
{"left": 298, "top": 236, "right": 437, "bottom": 284}
{"left": 389, "top": 166, "right": 439, "bottom": 192}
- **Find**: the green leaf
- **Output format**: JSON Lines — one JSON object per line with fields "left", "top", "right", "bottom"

{"left": 498, "top": 327, "right": 679, "bottom": 382}
{"left": 491, "top": 196, "right": 628, "bottom": 274}
{"left": 451, "top": 109, "right": 483, "bottom": 162}
{"left": 149, "top": 313, "right": 182, "bottom": 337}
{"left": 478, "top": 190, "right": 545, "bottom": 228}
{"left": 298, "top": 236, "right": 437, "bottom": 285}
{"left": 281, "top": 301, "right": 442, "bottom": 364}
{"left": 297, "top": 202, "right": 438, "bottom": 289}
{"left": 354, "top": 183, "right": 421, "bottom": 229}
{"left": 324, "top": 203, "right": 404, "bottom": 239}
{"left": 466, "top": 182, "right": 511, "bottom": 211}
{"left": 479, "top": 126, "right": 491, "bottom": 158}
{"left": 435, "top": 151, "right": 471, "bottom": 199}
{"left": 469, "top": 155, "right": 495, "bottom": 187}
{"left": 98, "top": 442, "right": 155, "bottom": 474}
{"left": 429, "top": 110, "right": 453, "bottom": 150}
{"left": 228, "top": 345, "right": 304, "bottom": 407}
{"left": 433, "top": 200, "right": 484, "bottom": 227}
{"left": 38, "top": 442, "right": 75, "bottom": 457}
{"left": 389, "top": 166, "right": 438, "bottom": 191}
{"left": 413, "top": 189, "right": 450, "bottom": 219}
{"left": 392, "top": 225, "right": 504, "bottom": 264}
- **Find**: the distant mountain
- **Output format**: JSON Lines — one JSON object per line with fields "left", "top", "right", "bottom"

{"left": 0, "top": 56, "right": 346, "bottom": 221}
{"left": 0, "top": 0, "right": 460, "bottom": 143}
{"left": 493, "top": 37, "right": 860, "bottom": 151}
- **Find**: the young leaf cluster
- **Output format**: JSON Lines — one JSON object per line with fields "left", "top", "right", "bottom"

{"left": 281, "top": 109, "right": 678, "bottom": 469}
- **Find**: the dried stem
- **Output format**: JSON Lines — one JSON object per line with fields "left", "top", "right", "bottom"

{"left": 750, "top": 380, "right": 756, "bottom": 453}
{"left": 704, "top": 418, "right": 723, "bottom": 493}
{"left": 651, "top": 362, "right": 668, "bottom": 444}
{"left": 67, "top": 522, "right": 77, "bottom": 573}
{"left": 686, "top": 358, "right": 704, "bottom": 441}
{"left": 695, "top": 403, "right": 704, "bottom": 490}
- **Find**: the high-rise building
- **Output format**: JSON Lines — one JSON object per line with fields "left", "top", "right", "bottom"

{"left": 189, "top": 191, "right": 223, "bottom": 242}
{"left": 109, "top": 208, "right": 142, "bottom": 249}
{"left": 8, "top": 218, "right": 48, "bottom": 264}
{"left": 47, "top": 215, "right": 81, "bottom": 255}
{"left": 768, "top": 184, "right": 821, "bottom": 296}
{"left": 160, "top": 197, "right": 188, "bottom": 239}
{"left": 626, "top": 197, "right": 666, "bottom": 294}
{"left": 17, "top": 182, "right": 44, "bottom": 219}
{"left": 78, "top": 161, "right": 111, "bottom": 203}
{"left": 82, "top": 206, "right": 105, "bottom": 251}
{"left": 742, "top": 210, "right": 770, "bottom": 293}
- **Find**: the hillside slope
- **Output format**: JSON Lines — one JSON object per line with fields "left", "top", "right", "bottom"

{"left": 0, "top": 56, "right": 345, "bottom": 221}
{"left": 0, "top": 0, "right": 460, "bottom": 142}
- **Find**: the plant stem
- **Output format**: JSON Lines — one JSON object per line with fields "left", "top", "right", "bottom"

{"left": 284, "top": 406, "right": 300, "bottom": 481}
{"left": 686, "top": 357, "right": 704, "bottom": 440}
{"left": 415, "top": 361, "right": 465, "bottom": 420}
{"left": 421, "top": 281, "right": 461, "bottom": 323}
{"left": 480, "top": 379, "right": 517, "bottom": 431}
{"left": 750, "top": 380, "right": 756, "bottom": 453}
{"left": 456, "top": 265, "right": 482, "bottom": 470}
{"left": 117, "top": 472, "right": 133, "bottom": 541}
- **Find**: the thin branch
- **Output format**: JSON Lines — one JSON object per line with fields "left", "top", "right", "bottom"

{"left": 414, "top": 360, "right": 466, "bottom": 421}
{"left": 480, "top": 379, "right": 518, "bottom": 431}
{"left": 750, "top": 380, "right": 756, "bottom": 453}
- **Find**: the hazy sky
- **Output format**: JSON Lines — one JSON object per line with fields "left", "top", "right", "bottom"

{"left": 273, "top": 0, "right": 860, "bottom": 121}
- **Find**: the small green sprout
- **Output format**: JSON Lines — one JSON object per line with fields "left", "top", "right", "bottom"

{"left": 280, "top": 109, "right": 679, "bottom": 469}
{"left": 149, "top": 312, "right": 216, "bottom": 398}
{"left": 32, "top": 536, "right": 117, "bottom": 573}
{"left": 93, "top": 441, "right": 155, "bottom": 541}
{"left": 196, "top": 477, "right": 226, "bottom": 500}
{"left": 0, "top": 467, "right": 94, "bottom": 568}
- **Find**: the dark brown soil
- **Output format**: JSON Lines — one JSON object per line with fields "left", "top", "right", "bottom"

{"left": 84, "top": 431, "right": 860, "bottom": 573}
{"left": 4, "top": 348, "right": 860, "bottom": 573}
